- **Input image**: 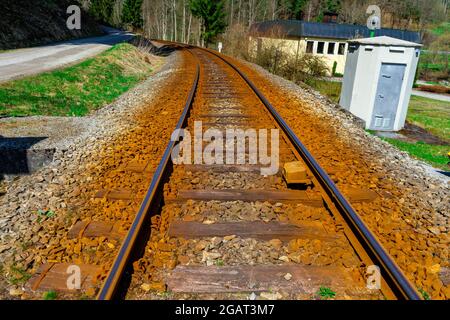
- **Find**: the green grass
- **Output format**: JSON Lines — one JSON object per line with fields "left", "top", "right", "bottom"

{"left": 37, "top": 209, "right": 56, "bottom": 223}
{"left": 420, "top": 63, "right": 447, "bottom": 72}
{"left": 316, "top": 286, "right": 336, "bottom": 299}
{"left": 419, "top": 52, "right": 450, "bottom": 72}
{"left": 214, "top": 259, "right": 224, "bottom": 266}
{"left": 419, "top": 288, "right": 431, "bottom": 300}
{"left": 380, "top": 138, "right": 448, "bottom": 169}
{"left": 7, "top": 266, "right": 32, "bottom": 285}
{"left": 0, "top": 43, "right": 153, "bottom": 117}
{"left": 408, "top": 95, "right": 450, "bottom": 141}
{"left": 305, "top": 79, "right": 342, "bottom": 103}
{"left": 431, "top": 22, "right": 450, "bottom": 36}
{"left": 43, "top": 290, "right": 58, "bottom": 300}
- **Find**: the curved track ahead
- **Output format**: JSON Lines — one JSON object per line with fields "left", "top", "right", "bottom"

{"left": 97, "top": 43, "right": 421, "bottom": 300}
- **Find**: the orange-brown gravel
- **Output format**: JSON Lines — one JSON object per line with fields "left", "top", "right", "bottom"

{"left": 0, "top": 48, "right": 197, "bottom": 299}
{"left": 222, "top": 54, "right": 449, "bottom": 300}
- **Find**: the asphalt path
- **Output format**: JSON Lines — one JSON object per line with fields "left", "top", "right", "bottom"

{"left": 0, "top": 29, "right": 134, "bottom": 83}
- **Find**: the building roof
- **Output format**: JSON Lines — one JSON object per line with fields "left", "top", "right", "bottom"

{"left": 348, "top": 36, "right": 422, "bottom": 47}
{"left": 250, "top": 20, "right": 421, "bottom": 43}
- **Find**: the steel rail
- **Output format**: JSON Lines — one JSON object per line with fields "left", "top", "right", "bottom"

{"left": 202, "top": 48, "right": 421, "bottom": 300}
{"left": 96, "top": 40, "right": 421, "bottom": 300}
{"left": 97, "top": 48, "right": 200, "bottom": 300}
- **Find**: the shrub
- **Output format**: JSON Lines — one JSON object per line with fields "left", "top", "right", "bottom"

{"left": 419, "top": 50, "right": 449, "bottom": 81}
{"left": 249, "top": 35, "right": 328, "bottom": 84}
{"left": 332, "top": 61, "right": 337, "bottom": 76}
{"left": 418, "top": 84, "right": 450, "bottom": 94}
{"left": 220, "top": 23, "right": 250, "bottom": 60}
{"left": 281, "top": 53, "right": 329, "bottom": 83}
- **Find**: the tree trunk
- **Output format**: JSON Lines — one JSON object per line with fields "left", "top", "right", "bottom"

{"left": 173, "top": 0, "right": 177, "bottom": 42}
{"left": 163, "top": 2, "right": 168, "bottom": 40}
{"left": 201, "top": 23, "right": 205, "bottom": 47}
{"left": 270, "top": 0, "right": 277, "bottom": 20}
{"left": 307, "top": 3, "right": 312, "bottom": 21}
{"left": 198, "top": 20, "right": 202, "bottom": 46}
{"left": 182, "top": 0, "right": 186, "bottom": 43}
{"left": 238, "top": 0, "right": 242, "bottom": 24}
{"left": 248, "top": 0, "right": 255, "bottom": 27}
{"left": 187, "top": 13, "right": 192, "bottom": 44}
{"left": 230, "top": 0, "right": 234, "bottom": 26}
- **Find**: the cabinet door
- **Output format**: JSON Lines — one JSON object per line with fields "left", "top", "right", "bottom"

{"left": 370, "top": 63, "right": 406, "bottom": 131}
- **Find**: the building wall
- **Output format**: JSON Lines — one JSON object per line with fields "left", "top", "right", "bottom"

{"left": 250, "top": 36, "right": 348, "bottom": 76}
{"left": 339, "top": 45, "right": 358, "bottom": 109}
{"left": 302, "top": 37, "right": 348, "bottom": 75}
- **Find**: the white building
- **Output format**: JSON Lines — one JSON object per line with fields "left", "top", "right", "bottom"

{"left": 249, "top": 20, "right": 421, "bottom": 76}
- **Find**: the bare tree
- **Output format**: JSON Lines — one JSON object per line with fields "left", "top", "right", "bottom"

{"left": 269, "top": 0, "right": 278, "bottom": 20}
{"left": 141, "top": 0, "right": 447, "bottom": 47}
{"left": 230, "top": 0, "right": 234, "bottom": 25}
{"left": 182, "top": 0, "right": 186, "bottom": 42}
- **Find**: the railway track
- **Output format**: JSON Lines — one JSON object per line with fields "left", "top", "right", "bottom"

{"left": 92, "top": 44, "right": 421, "bottom": 300}
{"left": 26, "top": 42, "right": 422, "bottom": 300}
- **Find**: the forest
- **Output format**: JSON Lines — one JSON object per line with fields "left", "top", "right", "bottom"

{"left": 79, "top": 0, "right": 449, "bottom": 81}
{"left": 79, "top": 0, "right": 448, "bottom": 46}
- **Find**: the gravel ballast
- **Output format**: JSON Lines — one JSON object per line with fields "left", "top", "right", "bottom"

{"left": 0, "top": 49, "right": 196, "bottom": 299}
{"left": 227, "top": 56, "right": 449, "bottom": 299}
{"left": 0, "top": 46, "right": 448, "bottom": 300}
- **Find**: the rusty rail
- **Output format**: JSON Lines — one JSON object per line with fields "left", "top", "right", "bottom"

{"left": 97, "top": 47, "right": 199, "bottom": 300}
{"left": 203, "top": 48, "right": 421, "bottom": 300}
{"left": 97, "top": 42, "right": 421, "bottom": 300}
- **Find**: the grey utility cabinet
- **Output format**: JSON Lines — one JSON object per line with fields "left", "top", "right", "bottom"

{"left": 339, "top": 36, "right": 422, "bottom": 131}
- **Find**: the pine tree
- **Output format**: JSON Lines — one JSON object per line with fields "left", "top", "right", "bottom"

{"left": 89, "top": 0, "right": 115, "bottom": 25}
{"left": 288, "top": 0, "right": 309, "bottom": 20}
{"left": 122, "top": 0, "right": 144, "bottom": 29}
{"left": 189, "top": 0, "right": 227, "bottom": 47}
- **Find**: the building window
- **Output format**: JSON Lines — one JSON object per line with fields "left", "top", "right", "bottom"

{"left": 306, "top": 41, "right": 314, "bottom": 54}
{"left": 328, "top": 42, "right": 336, "bottom": 55}
{"left": 338, "top": 43, "right": 346, "bottom": 55}
{"left": 317, "top": 42, "right": 325, "bottom": 54}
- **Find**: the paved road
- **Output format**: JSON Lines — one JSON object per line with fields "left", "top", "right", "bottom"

{"left": 0, "top": 29, "right": 134, "bottom": 83}
{"left": 412, "top": 89, "right": 450, "bottom": 103}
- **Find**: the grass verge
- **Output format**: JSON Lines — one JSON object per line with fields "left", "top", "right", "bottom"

{"left": 408, "top": 95, "right": 450, "bottom": 141}
{"left": 379, "top": 138, "right": 448, "bottom": 170}
{"left": 431, "top": 22, "right": 450, "bottom": 36}
{"left": 0, "top": 43, "right": 154, "bottom": 117}
{"left": 305, "top": 79, "right": 342, "bottom": 103}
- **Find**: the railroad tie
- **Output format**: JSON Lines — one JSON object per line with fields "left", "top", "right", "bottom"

{"left": 27, "top": 263, "right": 102, "bottom": 293}
{"left": 67, "top": 220, "right": 125, "bottom": 240}
{"left": 171, "top": 188, "right": 377, "bottom": 205}
{"left": 171, "top": 189, "right": 324, "bottom": 207}
{"left": 182, "top": 164, "right": 283, "bottom": 174}
{"left": 93, "top": 189, "right": 134, "bottom": 201}
{"left": 168, "top": 221, "right": 340, "bottom": 242}
{"left": 165, "top": 265, "right": 375, "bottom": 297}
